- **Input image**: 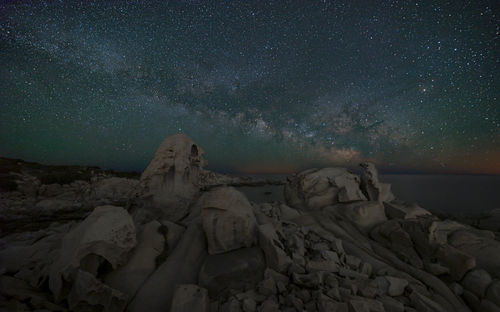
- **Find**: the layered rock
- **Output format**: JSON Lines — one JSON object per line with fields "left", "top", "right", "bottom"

{"left": 199, "top": 187, "right": 257, "bottom": 255}
{"left": 135, "top": 134, "right": 205, "bottom": 221}
{"left": 284, "top": 167, "right": 366, "bottom": 210}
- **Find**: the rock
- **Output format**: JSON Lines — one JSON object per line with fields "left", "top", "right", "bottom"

{"left": 200, "top": 187, "right": 257, "bottom": 254}
{"left": 159, "top": 219, "right": 186, "bottom": 257}
{"left": 359, "top": 162, "right": 380, "bottom": 201}
{"left": 104, "top": 220, "right": 165, "bottom": 298}
{"left": 317, "top": 293, "right": 347, "bottom": 312}
{"left": 284, "top": 167, "right": 366, "bottom": 210}
{"left": 257, "top": 278, "right": 277, "bottom": 296}
{"left": 434, "top": 243, "right": 476, "bottom": 281}
{"left": 486, "top": 280, "right": 500, "bottom": 307}
{"left": 48, "top": 205, "right": 136, "bottom": 302}
{"left": 0, "top": 275, "right": 64, "bottom": 311}
{"left": 242, "top": 298, "right": 257, "bottom": 312}
{"left": 90, "top": 177, "right": 138, "bottom": 206}
{"left": 198, "top": 247, "right": 265, "bottom": 297}
{"left": 409, "top": 291, "right": 446, "bottom": 312}
{"left": 449, "top": 282, "right": 463, "bottom": 296}
{"left": 305, "top": 260, "right": 339, "bottom": 273}
{"left": 331, "top": 201, "right": 387, "bottom": 234}
{"left": 136, "top": 134, "right": 205, "bottom": 221}
{"left": 67, "top": 269, "right": 127, "bottom": 312}
{"left": 379, "top": 296, "right": 404, "bottom": 312}
{"left": 462, "top": 269, "right": 492, "bottom": 298}
{"left": 258, "top": 299, "right": 279, "bottom": 312}
{"left": 448, "top": 229, "right": 500, "bottom": 278}
{"left": 279, "top": 204, "right": 301, "bottom": 221}
{"left": 479, "top": 300, "right": 500, "bottom": 312}
{"left": 385, "top": 276, "right": 408, "bottom": 296}
{"left": 292, "top": 272, "right": 322, "bottom": 288}
{"left": 463, "top": 289, "right": 480, "bottom": 311}
{"left": 128, "top": 222, "right": 207, "bottom": 312}
{"left": 384, "top": 202, "right": 431, "bottom": 220}
{"left": 170, "top": 284, "right": 209, "bottom": 312}
{"left": 257, "top": 223, "right": 292, "bottom": 273}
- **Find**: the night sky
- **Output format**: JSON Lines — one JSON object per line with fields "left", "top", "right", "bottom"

{"left": 1, "top": 1, "right": 499, "bottom": 174}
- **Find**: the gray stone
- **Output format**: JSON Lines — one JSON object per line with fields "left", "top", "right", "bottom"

{"left": 486, "top": 280, "right": 500, "bottom": 307}
{"left": 200, "top": 187, "right": 257, "bottom": 255}
{"left": 305, "top": 260, "right": 339, "bottom": 273}
{"left": 479, "top": 300, "right": 500, "bottom": 312}
{"left": 48, "top": 205, "right": 136, "bottom": 302}
{"left": 384, "top": 202, "right": 431, "bottom": 220}
{"left": 284, "top": 167, "right": 366, "bottom": 210}
{"left": 199, "top": 247, "right": 265, "bottom": 297}
{"left": 136, "top": 134, "right": 205, "bottom": 221}
{"left": 170, "top": 284, "right": 209, "bottom": 312}
{"left": 105, "top": 220, "right": 165, "bottom": 298}
{"left": 257, "top": 223, "right": 292, "bottom": 273}
{"left": 462, "top": 269, "right": 492, "bottom": 298}
{"left": 128, "top": 222, "right": 207, "bottom": 312}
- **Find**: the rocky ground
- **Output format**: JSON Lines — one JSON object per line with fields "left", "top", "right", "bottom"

{"left": 1, "top": 134, "right": 499, "bottom": 312}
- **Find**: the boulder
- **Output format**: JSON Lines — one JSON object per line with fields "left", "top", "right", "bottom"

{"left": 486, "top": 280, "right": 500, "bottom": 307}
{"left": 257, "top": 223, "right": 292, "bottom": 273}
{"left": 384, "top": 201, "right": 431, "bottom": 220}
{"left": 462, "top": 269, "right": 492, "bottom": 298}
{"left": 170, "top": 284, "right": 210, "bottom": 312}
{"left": 448, "top": 229, "right": 500, "bottom": 278}
{"left": 284, "top": 167, "right": 366, "bottom": 210}
{"left": 370, "top": 220, "right": 423, "bottom": 269}
{"left": 104, "top": 220, "right": 165, "bottom": 298}
{"left": 90, "top": 177, "right": 138, "bottom": 206}
{"left": 331, "top": 201, "right": 387, "bottom": 234}
{"left": 136, "top": 134, "right": 206, "bottom": 221}
{"left": 48, "top": 205, "right": 136, "bottom": 302}
{"left": 360, "top": 162, "right": 394, "bottom": 202}
{"left": 434, "top": 243, "right": 475, "bottom": 281}
{"left": 67, "top": 269, "right": 128, "bottom": 312}
{"left": 128, "top": 222, "right": 207, "bottom": 312}
{"left": 200, "top": 187, "right": 257, "bottom": 254}
{"left": 198, "top": 247, "right": 265, "bottom": 298}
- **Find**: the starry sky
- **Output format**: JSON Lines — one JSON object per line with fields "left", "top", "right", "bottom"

{"left": 1, "top": 0, "right": 499, "bottom": 174}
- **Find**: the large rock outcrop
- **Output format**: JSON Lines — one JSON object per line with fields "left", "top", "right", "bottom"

{"left": 136, "top": 134, "right": 206, "bottom": 221}
{"left": 284, "top": 167, "right": 366, "bottom": 210}
{"left": 48, "top": 205, "right": 136, "bottom": 311}
{"left": 199, "top": 187, "right": 257, "bottom": 255}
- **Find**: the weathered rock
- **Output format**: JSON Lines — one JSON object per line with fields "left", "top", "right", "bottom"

{"left": 128, "top": 222, "right": 207, "bottom": 312}
{"left": 359, "top": 162, "right": 380, "bottom": 201}
{"left": 257, "top": 223, "right": 292, "bottom": 273}
{"left": 434, "top": 243, "right": 476, "bottom": 281}
{"left": 0, "top": 275, "right": 64, "bottom": 311}
{"left": 104, "top": 220, "right": 165, "bottom": 298}
{"left": 284, "top": 167, "right": 366, "bottom": 210}
{"left": 258, "top": 299, "right": 279, "bottom": 312}
{"left": 170, "top": 284, "right": 209, "bottom": 312}
{"left": 90, "top": 177, "right": 138, "bottom": 206}
{"left": 306, "top": 259, "right": 339, "bottom": 273}
{"left": 48, "top": 205, "right": 136, "bottom": 302}
{"left": 331, "top": 201, "right": 387, "bottom": 234}
{"left": 486, "top": 280, "right": 500, "bottom": 307}
{"left": 409, "top": 291, "right": 447, "bottom": 312}
{"left": 479, "top": 299, "right": 500, "bottom": 312}
{"left": 136, "top": 134, "right": 205, "bottom": 221}
{"left": 200, "top": 187, "right": 257, "bottom": 254}
{"left": 67, "top": 269, "right": 127, "bottom": 312}
{"left": 462, "top": 269, "right": 492, "bottom": 298}
{"left": 198, "top": 247, "right": 265, "bottom": 298}
{"left": 384, "top": 201, "right": 431, "bottom": 220}
{"left": 317, "top": 293, "right": 347, "bottom": 312}
{"left": 384, "top": 276, "right": 408, "bottom": 296}
{"left": 448, "top": 229, "right": 500, "bottom": 278}
{"left": 279, "top": 204, "right": 301, "bottom": 221}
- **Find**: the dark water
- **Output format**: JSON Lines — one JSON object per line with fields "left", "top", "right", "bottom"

{"left": 236, "top": 174, "right": 500, "bottom": 216}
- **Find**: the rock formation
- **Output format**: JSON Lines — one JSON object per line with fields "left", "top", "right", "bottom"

{"left": 0, "top": 134, "right": 499, "bottom": 312}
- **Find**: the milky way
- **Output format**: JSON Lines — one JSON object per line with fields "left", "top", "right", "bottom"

{"left": 0, "top": 1, "right": 498, "bottom": 174}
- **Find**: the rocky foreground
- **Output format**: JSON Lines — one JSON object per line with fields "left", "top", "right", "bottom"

{"left": 1, "top": 134, "right": 499, "bottom": 312}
